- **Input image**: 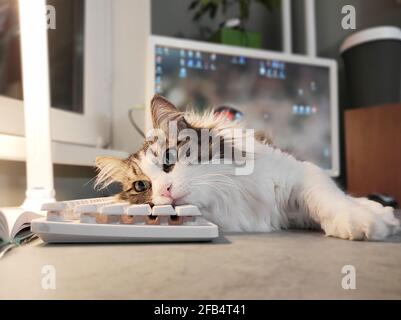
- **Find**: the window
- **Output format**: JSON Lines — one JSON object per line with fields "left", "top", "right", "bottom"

{"left": 0, "top": 0, "right": 85, "bottom": 113}
{"left": 0, "top": 0, "right": 22, "bottom": 100}
{"left": 47, "top": 0, "right": 85, "bottom": 113}
{"left": 0, "top": 0, "right": 112, "bottom": 148}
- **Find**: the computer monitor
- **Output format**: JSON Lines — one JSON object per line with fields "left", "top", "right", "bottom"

{"left": 146, "top": 36, "right": 339, "bottom": 177}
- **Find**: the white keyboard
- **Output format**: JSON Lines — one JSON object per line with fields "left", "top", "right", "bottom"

{"left": 31, "top": 197, "right": 219, "bottom": 243}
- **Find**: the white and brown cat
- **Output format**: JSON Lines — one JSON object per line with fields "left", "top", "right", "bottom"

{"left": 95, "top": 95, "right": 400, "bottom": 240}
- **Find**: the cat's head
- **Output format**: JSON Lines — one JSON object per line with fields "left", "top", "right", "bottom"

{"left": 95, "top": 95, "right": 252, "bottom": 207}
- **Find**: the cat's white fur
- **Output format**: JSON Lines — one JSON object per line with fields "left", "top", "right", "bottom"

{"left": 135, "top": 109, "right": 400, "bottom": 241}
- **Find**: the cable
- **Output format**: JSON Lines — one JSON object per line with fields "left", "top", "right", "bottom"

{"left": 128, "top": 108, "right": 146, "bottom": 138}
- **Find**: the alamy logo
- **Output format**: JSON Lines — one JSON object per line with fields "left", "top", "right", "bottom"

{"left": 46, "top": 5, "right": 56, "bottom": 30}
{"left": 341, "top": 265, "right": 356, "bottom": 290}
{"left": 341, "top": 5, "right": 356, "bottom": 30}
{"left": 144, "top": 121, "right": 255, "bottom": 176}
{"left": 41, "top": 265, "right": 56, "bottom": 290}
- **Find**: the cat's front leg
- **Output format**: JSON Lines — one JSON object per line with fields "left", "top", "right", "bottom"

{"left": 295, "top": 162, "right": 400, "bottom": 240}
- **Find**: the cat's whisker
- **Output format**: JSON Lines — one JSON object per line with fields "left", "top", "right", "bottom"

{"left": 83, "top": 175, "right": 97, "bottom": 188}
{"left": 190, "top": 175, "right": 239, "bottom": 189}
{"left": 187, "top": 171, "right": 235, "bottom": 183}
{"left": 191, "top": 182, "right": 228, "bottom": 196}
{"left": 191, "top": 179, "right": 239, "bottom": 193}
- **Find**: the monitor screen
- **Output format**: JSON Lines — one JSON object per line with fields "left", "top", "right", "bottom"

{"left": 151, "top": 42, "right": 334, "bottom": 171}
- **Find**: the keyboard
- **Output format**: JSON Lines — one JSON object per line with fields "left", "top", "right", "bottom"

{"left": 31, "top": 197, "right": 219, "bottom": 243}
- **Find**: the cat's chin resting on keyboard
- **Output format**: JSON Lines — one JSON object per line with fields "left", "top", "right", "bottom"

{"left": 95, "top": 95, "right": 400, "bottom": 241}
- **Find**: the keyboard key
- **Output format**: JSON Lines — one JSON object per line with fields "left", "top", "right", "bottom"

{"left": 152, "top": 205, "right": 175, "bottom": 216}
{"left": 96, "top": 214, "right": 120, "bottom": 224}
{"left": 80, "top": 213, "right": 97, "bottom": 224}
{"left": 46, "top": 211, "right": 66, "bottom": 222}
{"left": 175, "top": 205, "right": 201, "bottom": 216}
{"left": 75, "top": 203, "right": 109, "bottom": 213}
{"left": 126, "top": 204, "right": 152, "bottom": 216}
{"left": 168, "top": 215, "right": 184, "bottom": 225}
{"left": 100, "top": 203, "right": 129, "bottom": 215}
{"left": 146, "top": 215, "right": 160, "bottom": 225}
{"left": 120, "top": 215, "right": 135, "bottom": 224}
{"left": 42, "top": 197, "right": 115, "bottom": 211}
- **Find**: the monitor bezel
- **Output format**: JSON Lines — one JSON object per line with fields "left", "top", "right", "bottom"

{"left": 146, "top": 35, "right": 340, "bottom": 177}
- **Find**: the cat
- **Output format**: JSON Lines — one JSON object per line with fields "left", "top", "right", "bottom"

{"left": 95, "top": 94, "right": 400, "bottom": 240}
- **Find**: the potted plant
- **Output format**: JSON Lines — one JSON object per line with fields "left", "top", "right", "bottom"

{"left": 188, "top": 0, "right": 281, "bottom": 48}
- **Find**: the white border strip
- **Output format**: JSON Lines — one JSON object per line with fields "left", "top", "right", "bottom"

{"left": 0, "top": 134, "right": 128, "bottom": 166}
{"left": 340, "top": 26, "right": 401, "bottom": 53}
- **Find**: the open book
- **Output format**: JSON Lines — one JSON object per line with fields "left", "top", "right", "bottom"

{"left": 0, "top": 207, "right": 44, "bottom": 244}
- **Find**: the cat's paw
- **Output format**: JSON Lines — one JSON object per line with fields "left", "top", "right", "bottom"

{"left": 322, "top": 201, "right": 400, "bottom": 240}
{"left": 354, "top": 197, "right": 393, "bottom": 213}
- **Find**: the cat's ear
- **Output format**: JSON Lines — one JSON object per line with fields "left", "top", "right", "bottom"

{"left": 150, "top": 94, "right": 188, "bottom": 132}
{"left": 95, "top": 156, "right": 128, "bottom": 189}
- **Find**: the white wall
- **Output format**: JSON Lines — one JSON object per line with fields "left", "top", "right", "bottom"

{"left": 0, "top": 161, "right": 26, "bottom": 206}
{"left": 111, "top": 0, "right": 151, "bottom": 154}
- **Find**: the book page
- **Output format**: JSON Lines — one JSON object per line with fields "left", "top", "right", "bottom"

{"left": 0, "top": 211, "right": 9, "bottom": 242}
{"left": 0, "top": 207, "right": 44, "bottom": 242}
{"left": 0, "top": 207, "right": 21, "bottom": 242}
{"left": 11, "top": 210, "right": 44, "bottom": 239}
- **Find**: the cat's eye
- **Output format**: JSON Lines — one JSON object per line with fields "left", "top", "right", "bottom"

{"left": 163, "top": 148, "right": 176, "bottom": 172}
{"left": 133, "top": 180, "right": 151, "bottom": 192}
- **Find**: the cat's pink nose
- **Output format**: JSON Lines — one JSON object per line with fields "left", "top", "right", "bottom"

{"left": 161, "top": 183, "right": 172, "bottom": 198}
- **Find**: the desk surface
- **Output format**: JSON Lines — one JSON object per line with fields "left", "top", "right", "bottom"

{"left": 1, "top": 227, "right": 401, "bottom": 299}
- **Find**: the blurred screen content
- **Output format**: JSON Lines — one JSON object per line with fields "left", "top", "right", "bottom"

{"left": 153, "top": 45, "right": 332, "bottom": 170}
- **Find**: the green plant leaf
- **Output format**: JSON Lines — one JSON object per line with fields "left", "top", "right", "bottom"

{"left": 255, "top": 0, "right": 281, "bottom": 12}
{"left": 193, "top": 2, "right": 215, "bottom": 21}
{"left": 188, "top": 0, "right": 200, "bottom": 10}
{"left": 193, "top": 10, "right": 204, "bottom": 21}
{"left": 209, "top": 4, "right": 217, "bottom": 19}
